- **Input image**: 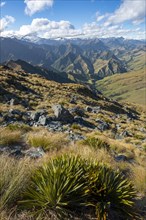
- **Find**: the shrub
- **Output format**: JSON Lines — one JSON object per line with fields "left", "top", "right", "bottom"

{"left": 19, "top": 155, "right": 88, "bottom": 219}
{"left": 19, "top": 155, "right": 137, "bottom": 219}
{"left": 87, "top": 165, "right": 137, "bottom": 220}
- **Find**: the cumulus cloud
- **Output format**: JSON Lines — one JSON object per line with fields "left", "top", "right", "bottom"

{"left": 24, "top": 0, "right": 54, "bottom": 16}
{"left": 82, "top": 22, "right": 145, "bottom": 39}
{"left": 104, "top": 0, "right": 145, "bottom": 26}
{"left": 1, "top": 16, "right": 145, "bottom": 40}
{"left": 0, "top": 16, "right": 15, "bottom": 32}
{"left": 0, "top": 1, "right": 6, "bottom": 7}
{"left": 1, "top": 18, "right": 81, "bottom": 39}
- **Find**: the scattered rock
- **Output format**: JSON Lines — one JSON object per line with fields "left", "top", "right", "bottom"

{"left": 52, "top": 104, "right": 74, "bottom": 123}
{"left": 47, "top": 121, "right": 63, "bottom": 132}
{"left": 68, "top": 133, "right": 85, "bottom": 141}
{"left": 96, "top": 119, "right": 110, "bottom": 131}
{"left": 30, "top": 110, "right": 47, "bottom": 121}
{"left": 25, "top": 147, "right": 45, "bottom": 159}
{"left": 38, "top": 115, "right": 50, "bottom": 126}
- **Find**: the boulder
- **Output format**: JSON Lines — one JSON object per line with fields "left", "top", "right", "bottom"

{"left": 52, "top": 104, "right": 74, "bottom": 123}
{"left": 25, "top": 147, "right": 45, "bottom": 159}
{"left": 30, "top": 110, "right": 47, "bottom": 121}
{"left": 38, "top": 115, "right": 50, "bottom": 126}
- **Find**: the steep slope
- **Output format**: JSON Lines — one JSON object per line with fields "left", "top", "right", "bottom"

{"left": 96, "top": 68, "right": 146, "bottom": 105}
{"left": 3, "top": 60, "right": 73, "bottom": 83}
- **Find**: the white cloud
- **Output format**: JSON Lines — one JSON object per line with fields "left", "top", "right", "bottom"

{"left": 104, "top": 0, "right": 145, "bottom": 26}
{"left": 0, "top": 1, "right": 6, "bottom": 7}
{"left": 1, "top": 18, "right": 81, "bottom": 39}
{"left": 96, "top": 12, "right": 109, "bottom": 22}
{"left": 24, "top": 0, "right": 54, "bottom": 16}
{"left": 0, "top": 16, "right": 15, "bottom": 32}
{"left": 1, "top": 17, "right": 145, "bottom": 40}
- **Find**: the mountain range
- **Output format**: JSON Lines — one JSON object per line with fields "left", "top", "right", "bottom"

{"left": 1, "top": 37, "right": 145, "bottom": 83}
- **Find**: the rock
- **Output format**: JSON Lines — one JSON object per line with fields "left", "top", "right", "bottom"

{"left": 85, "top": 106, "right": 93, "bottom": 112}
{"left": 30, "top": 110, "right": 47, "bottom": 121}
{"left": 38, "top": 115, "right": 50, "bottom": 126}
{"left": 9, "top": 109, "right": 22, "bottom": 116}
{"left": 68, "top": 133, "right": 85, "bottom": 141}
{"left": 9, "top": 149, "right": 24, "bottom": 158}
{"left": 47, "top": 121, "right": 63, "bottom": 132}
{"left": 69, "top": 107, "right": 85, "bottom": 117}
{"left": 52, "top": 104, "right": 74, "bottom": 123}
{"left": 96, "top": 119, "right": 110, "bottom": 131}
{"left": 121, "top": 130, "right": 133, "bottom": 138}
{"left": 25, "top": 147, "right": 45, "bottom": 159}
{"left": 74, "top": 116, "right": 95, "bottom": 129}
{"left": 115, "top": 154, "right": 128, "bottom": 162}
{"left": 92, "top": 107, "right": 101, "bottom": 113}
{"left": 127, "top": 112, "right": 138, "bottom": 120}
{"left": 70, "top": 96, "right": 77, "bottom": 104}
{"left": 10, "top": 98, "right": 15, "bottom": 106}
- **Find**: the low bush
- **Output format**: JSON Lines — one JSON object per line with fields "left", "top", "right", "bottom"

{"left": 19, "top": 155, "right": 88, "bottom": 219}
{"left": 19, "top": 155, "right": 137, "bottom": 219}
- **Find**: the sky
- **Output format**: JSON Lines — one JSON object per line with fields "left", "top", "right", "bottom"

{"left": 0, "top": 0, "right": 146, "bottom": 40}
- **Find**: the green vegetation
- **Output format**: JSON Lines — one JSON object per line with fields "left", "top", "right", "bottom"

{"left": 96, "top": 68, "right": 146, "bottom": 105}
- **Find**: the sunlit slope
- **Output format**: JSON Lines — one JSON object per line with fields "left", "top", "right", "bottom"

{"left": 96, "top": 68, "right": 146, "bottom": 105}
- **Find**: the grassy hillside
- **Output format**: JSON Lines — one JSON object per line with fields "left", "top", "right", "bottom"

{"left": 96, "top": 68, "right": 146, "bottom": 105}
{"left": 0, "top": 64, "right": 146, "bottom": 220}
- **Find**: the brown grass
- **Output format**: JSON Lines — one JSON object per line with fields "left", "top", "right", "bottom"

{"left": 26, "top": 130, "right": 69, "bottom": 151}
{"left": 0, "top": 128, "right": 22, "bottom": 146}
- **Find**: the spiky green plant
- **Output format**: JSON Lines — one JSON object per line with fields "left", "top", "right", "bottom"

{"left": 87, "top": 165, "right": 137, "bottom": 220}
{"left": 19, "top": 155, "right": 89, "bottom": 219}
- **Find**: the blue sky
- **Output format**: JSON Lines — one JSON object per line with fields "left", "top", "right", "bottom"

{"left": 0, "top": 0, "right": 145, "bottom": 39}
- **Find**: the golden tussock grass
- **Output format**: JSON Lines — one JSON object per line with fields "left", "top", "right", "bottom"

{"left": 0, "top": 128, "right": 22, "bottom": 146}
{"left": 0, "top": 155, "right": 35, "bottom": 211}
{"left": 130, "top": 165, "right": 146, "bottom": 195}
{"left": 26, "top": 130, "right": 69, "bottom": 151}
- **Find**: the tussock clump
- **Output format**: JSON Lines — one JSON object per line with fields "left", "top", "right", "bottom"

{"left": 0, "top": 127, "right": 22, "bottom": 146}
{"left": 27, "top": 130, "right": 69, "bottom": 151}
{"left": 0, "top": 155, "right": 33, "bottom": 211}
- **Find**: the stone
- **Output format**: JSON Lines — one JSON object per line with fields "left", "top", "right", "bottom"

{"left": 30, "top": 110, "right": 47, "bottom": 121}
{"left": 74, "top": 116, "right": 95, "bottom": 129}
{"left": 52, "top": 104, "right": 74, "bottom": 123}
{"left": 9, "top": 109, "right": 22, "bottom": 116}
{"left": 127, "top": 112, "right": 138, "bottom": 120}
{"left": 69, "top": 107, "right": 85, "bottom": 117}
{"left": 10, "top": 98, "right": 15, "bottom": 106}
{"left": 96, "top": 119, "right": 110, "bottom": 131}
{"left": 25, "top": 147, "right": 45, "bottom": 159}
{"left": 68, "top": 133, "right": 85, "bottom": 141}
{"left": 38, "top": 115, "right": 50, "bottom": 126}
{"left": 47, "top": 121, "right": 63, "bottom": 132}
{"left": 115, "top": 154, "right": 128, "bottom": 162}
{"left": 85, "top": 106, "right": 93, "bottom": 112}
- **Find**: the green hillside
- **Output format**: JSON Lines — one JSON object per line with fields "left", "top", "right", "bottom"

{"left": 96, "top": 68, "right": 146, "bottom": 105}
